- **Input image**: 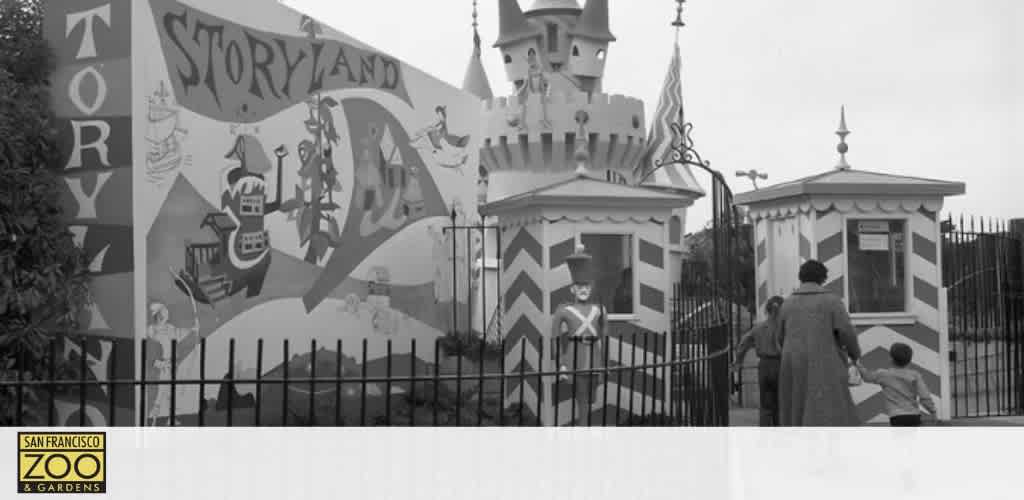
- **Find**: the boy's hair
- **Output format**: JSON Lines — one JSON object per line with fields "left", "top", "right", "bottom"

{"left": 765, "top": 296, "right": 784, "bottom": 315}
{"left": 890, "top": 342, "right": 913, "bottom": 367}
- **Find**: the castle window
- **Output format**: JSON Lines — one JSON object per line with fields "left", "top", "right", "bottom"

{"left": 239, "top": 195, "right": 264, "bottom": 216}
{"left": 572, "top": 45, "right": 580, "bottom": 57}
{"left": 547, "top": 23, "right": 559, "bottom": 53}
{"left": 528, "top": 48, "right": 536, "bottom": 58}
{"left": 504, "top": 53, "right": 512, "bottom": 64}
{"left": 596, "top": 49, "right": 606, "bottom": 60}
{"left": 240, "top": 231, "right": 268, "bottom": 254}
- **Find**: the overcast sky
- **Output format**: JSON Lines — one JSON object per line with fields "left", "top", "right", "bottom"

{"left": 283, "top": 0, "right": 1022, "bottom": 230}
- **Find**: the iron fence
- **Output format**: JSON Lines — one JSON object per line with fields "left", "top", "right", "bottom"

{"left": 942, "top": 215, "right": 1024, "bottom": 418}
{"left": 1, "top": 327, "right": 731, "bottom": 427}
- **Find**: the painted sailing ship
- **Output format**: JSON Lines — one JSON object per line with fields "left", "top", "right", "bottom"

{"left": 172, "top": 134, "right": 287, "bottom": 306}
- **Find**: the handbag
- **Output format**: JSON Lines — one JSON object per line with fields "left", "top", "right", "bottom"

{"left": 835, "top": 329, "right": 863, "bottom": 386}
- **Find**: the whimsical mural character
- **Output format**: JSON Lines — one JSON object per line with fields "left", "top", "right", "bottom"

{"left": 402, "top": 164, "right": 426, "bottom": 217}
{"left": 426, "top": 106, "right": 470, "bottom": 151}
{"left": 427, "top": 201, "right": 473, "bottom": 306}
{"left": 146, "top": 81, "right": 189, "bottom": 184}
{"left": 515, "top": 49, "right": 551, "bottom": 132}
{"left": 409, "top": 105, "right": 468, "bottom": 174}
{"left": 411, "top": 106, "right": 471, "bottom": 173}
{"left": 172, "top": 135, "right": 289, "bottom": 305}
{"left": 146, "top": 302, "right": 198, "bottom": 426}
{"left": 428, "top": 224, "right": 453, "bottom": 304}
{"left": 552, "top": 245, "right": 606, "bottom": 424}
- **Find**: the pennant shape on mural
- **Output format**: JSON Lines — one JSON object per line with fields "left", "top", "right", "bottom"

{"left": 148, "top": 0, "right": 412, "bottom": 123}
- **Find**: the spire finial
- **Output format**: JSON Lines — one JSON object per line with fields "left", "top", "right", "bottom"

{"left": 472, "top": 0, "right": 481, "bottom": 52}
{"left": 672, "top": 0, "right": 686, "bottom": 43}
{"left": 835, "top": 105, "right": 851, "bottom": 170}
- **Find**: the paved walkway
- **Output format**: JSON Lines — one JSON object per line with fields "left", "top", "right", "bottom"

{"left": 728, "top": 406, "right": 1024, "bottom": 426}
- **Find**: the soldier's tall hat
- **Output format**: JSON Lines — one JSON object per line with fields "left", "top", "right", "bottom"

{"left": 565, "top": 244, "right": 595, "bottom": 284}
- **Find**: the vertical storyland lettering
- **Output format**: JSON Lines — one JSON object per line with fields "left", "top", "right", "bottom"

{"left": 58, "top": 2, "right": 123, "bottom": 227}
{"left": 150, "top": 0, "right": 411, "bottom": 123}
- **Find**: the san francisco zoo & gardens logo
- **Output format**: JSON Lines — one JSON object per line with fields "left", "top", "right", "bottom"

{"left": 17, "top": 432, "right": 106, "bottom": 494}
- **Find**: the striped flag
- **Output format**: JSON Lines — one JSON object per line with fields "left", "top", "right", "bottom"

{"left": 636, "top": 43, "right": 702, "bottom": 195}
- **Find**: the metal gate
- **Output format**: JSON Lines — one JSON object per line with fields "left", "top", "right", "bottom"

{"left": 654, "top": 121, "right": 753, "bottom": 426}
{"left": 943, "top": 216, "right": 1024, "bottom": 418}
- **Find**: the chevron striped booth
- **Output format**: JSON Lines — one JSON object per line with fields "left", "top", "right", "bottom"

{"left": 481, "top": 173, "right": 693, "bottom": 425}
{"left": 734, "top": 167, "right": 965, "bottom": 423}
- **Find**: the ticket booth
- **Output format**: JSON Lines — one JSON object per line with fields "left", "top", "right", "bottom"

{"left": 480, "top": 173, "right": 690, "bottom": 425}
{"left": 734, "top": 168, "right": 965, "bottom": 422}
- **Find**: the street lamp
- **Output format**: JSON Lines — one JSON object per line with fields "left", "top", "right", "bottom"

{"left": 735, "top": 169, "right": 768, "bottom": 190}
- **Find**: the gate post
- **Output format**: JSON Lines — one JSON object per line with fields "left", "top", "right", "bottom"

{"left": 1010, "top": 218, "right": 1024, "bottom": 413}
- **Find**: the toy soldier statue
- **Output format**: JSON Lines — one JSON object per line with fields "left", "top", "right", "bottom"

{"left": 551, "top": 244, "right": 606, "bottom": 423}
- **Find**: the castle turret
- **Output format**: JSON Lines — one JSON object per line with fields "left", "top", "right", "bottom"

{"left": 493, "top": 0, "right": 543, "bottom": 84}
{"left": 567, "top": 0, "right": 615, "bottom": 79}
{"left": 524, "top": 0, "right": 581, "bottom": 72}
{"left": 480, "top": 0, "right": 646, "bottom": 203}
{"left": 463, "top": 1, "right": 494, "bottom": 99}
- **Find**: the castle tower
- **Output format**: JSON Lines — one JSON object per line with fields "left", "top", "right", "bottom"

{"left": 493, "top": 0, "right": 544, "bottom": 84}
{"left": 482, "top": 1, "right": 645, "bottom": 204}
{"left": 479, "top": 1, "right": 690, "bottom": 425}
{"left": 567, "top": 0, "right": 615, "bottom": 82}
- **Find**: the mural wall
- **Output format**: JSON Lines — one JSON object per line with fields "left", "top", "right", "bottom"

{"left": 137, "top": 0, "right": 481, "bottom": 425}
{"left": 44, "top": 0, "right": 137, "bottom": 426}
{"left": 48, "top": 0, "right": 481, "bottom": 425}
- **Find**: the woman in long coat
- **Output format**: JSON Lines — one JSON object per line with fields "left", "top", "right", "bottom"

{"left": 777, "top": 260, "right": 862, "bottom": 426}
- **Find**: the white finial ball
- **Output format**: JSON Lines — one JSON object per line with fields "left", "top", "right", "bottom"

{"left": 575, "top": 244, "right": 586, "bottom": 254}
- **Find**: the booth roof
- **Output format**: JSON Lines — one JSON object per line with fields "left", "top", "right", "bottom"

{"left": 479, "top": 173, "right": 690, "bottom": 216}
{"left": 733, "top": 168, "right": 966, "bottom": 206}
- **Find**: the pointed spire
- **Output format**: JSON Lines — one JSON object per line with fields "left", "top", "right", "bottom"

{"left": 493, "top": 0, "right": 543, "bottom": 47}
{"left": 568, "top": 0, "right": 615, "bottom": 42}
{"left": 473, "top": 0, "right": 481, "bottom": 53}
{"left": 835, "top": 106, "right": 851, "bottom": 170}
{"left": 463, "top": 0, "right": 494, "bottom": 99}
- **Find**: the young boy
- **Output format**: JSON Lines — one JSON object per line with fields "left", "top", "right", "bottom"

{"left": 856, "top": 343, "right": 938, "bottom": 426}
{"left": 733, "top": 296, "right": 785, "bottom": 426}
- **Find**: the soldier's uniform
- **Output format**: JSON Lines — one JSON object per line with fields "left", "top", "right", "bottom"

{"left": 550, "top": 246, "right": 606, "bottom": 421}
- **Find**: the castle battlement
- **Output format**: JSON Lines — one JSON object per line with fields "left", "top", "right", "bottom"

{"left": 479, "top": 90, "right": 648, "bottom": 180}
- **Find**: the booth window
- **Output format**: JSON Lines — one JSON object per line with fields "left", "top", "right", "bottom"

{"left": 669, "top": 216, "right": 682, "bottom": 246}
{"left": 580, "top": 233, "right": 635, "bottom": 315}
{"left": 846, "top": 219, "right": 907, "bottom": 313}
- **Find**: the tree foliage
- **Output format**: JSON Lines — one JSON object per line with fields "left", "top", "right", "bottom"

{"left": 0, "top": 0, "right": 92, "bottom": 422}
{"left": 683, "top": 219, "right": 756, "bottom": 313}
